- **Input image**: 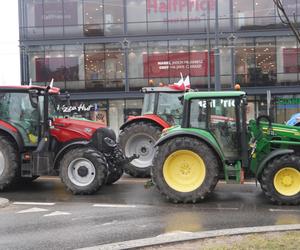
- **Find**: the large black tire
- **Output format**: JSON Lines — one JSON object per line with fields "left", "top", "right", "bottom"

{"left": 59, "top": 147, "right": 108, "bottom": 195}
{"left": 0, "top": 135, "right": 19, "bottom": 190}
{"left": 119, "top": 121, "right": 162, "bottom": 178}
{"left": 152, "top": 137, "right": 219, "bottom": 203}
{"left": 106, "top": 168, "right": 124, "bottom": 185}
{"left": 261, "top": 154, "right": 300, "bottom": 205}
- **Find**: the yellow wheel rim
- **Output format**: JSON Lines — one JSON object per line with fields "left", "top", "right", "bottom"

{"left": 163, "top": 150, "right": 206, "bottom": 193}
{"left": 274, "top": 167, "right": 300, "bottom": 196}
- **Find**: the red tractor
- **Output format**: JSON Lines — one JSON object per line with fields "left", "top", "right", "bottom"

{"left": 119, "top": 85, "right": 187, "bottom": 177}
{"left": 0, "top": 85, "right": 133, "bottom": 194}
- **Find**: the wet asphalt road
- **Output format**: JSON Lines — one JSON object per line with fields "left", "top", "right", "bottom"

{"left": 0, "top": 176, "right": 299, "bottom": 250}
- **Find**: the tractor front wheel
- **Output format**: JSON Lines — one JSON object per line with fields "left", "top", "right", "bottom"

{"left": 60, "top": 147, "right": 107, "bottom": 195}
{"left": 0, "top": 135, "right": 19, "bottom": 190}
{"left": 261, "top": 155, "right": 300, "bottom": 205}
{"left": 119, "top": 122, "right": 162, "bottom": 178}
{"left": 152, "top": 137, "right": 219, "bottom": 203}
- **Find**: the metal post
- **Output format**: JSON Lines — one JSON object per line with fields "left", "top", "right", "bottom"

{"left": 214, "top": 0, "right": 221, "bottom": 91}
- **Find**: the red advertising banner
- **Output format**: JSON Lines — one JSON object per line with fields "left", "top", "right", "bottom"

{"left": 283, "top": 48, "right": 299, "bottom": 73}
{"left": 143, "top": 51, "right": 214, "bottom": 77}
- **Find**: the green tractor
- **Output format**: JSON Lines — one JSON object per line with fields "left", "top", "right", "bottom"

{"left": 152, "top": 91, "right": 300, "bottom": 205}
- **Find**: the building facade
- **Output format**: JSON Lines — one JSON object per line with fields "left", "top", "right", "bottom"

{"left": 18, "top": 0, "right": 300, "bottom": 132}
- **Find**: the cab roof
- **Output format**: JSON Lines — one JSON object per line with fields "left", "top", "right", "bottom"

{"left": 184, "top": 91, "right": 246, "bottom": 100}
{"left": 0, "top": 85, "right": 60, "bottom": 94}
{"left": 142, "top": 85, "right": 185, "bottom": 93}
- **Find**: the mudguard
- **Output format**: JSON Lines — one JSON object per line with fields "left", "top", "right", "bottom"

{"left": 155, "top": 130, "right": 223, "bottom": 161}
{"left": 255, "top": 149, "right": 295, "bottom": 178}
{"left": 0, "top": 121, "right": 24, "bottom": 151}
{"left": 53, "top": 140, "right": 90, "bottom": 169}
{"left": 119, "top": 115, "right": 170, "bottom": 131}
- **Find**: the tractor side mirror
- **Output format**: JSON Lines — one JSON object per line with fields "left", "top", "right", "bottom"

{"left": 29, "top": 90, "right": 39, "bottom": 108}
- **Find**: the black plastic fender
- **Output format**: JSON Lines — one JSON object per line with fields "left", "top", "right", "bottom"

{"left": 53, "top": 140, "right": 90, "bottom": 169}
{"left": 255, "top": 149, "right": 295, "bottom": 178}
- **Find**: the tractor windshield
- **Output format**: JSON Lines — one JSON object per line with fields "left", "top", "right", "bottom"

{"left": 157, "top": 93, "right": 183, "bottom": 125}
{"left": 142, "top": 93, "right": 156, "bottom": 115}
{"left": 190, "top": 98, "right": 240, "bottom": 159}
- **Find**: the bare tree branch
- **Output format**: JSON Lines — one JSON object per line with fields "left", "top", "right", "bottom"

{"left": 273, "top": 0, "right": 300, "bottom": 43}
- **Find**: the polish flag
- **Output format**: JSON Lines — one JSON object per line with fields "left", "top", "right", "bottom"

{"left": 173, "top": 73, "right": 191, "bottom": 90}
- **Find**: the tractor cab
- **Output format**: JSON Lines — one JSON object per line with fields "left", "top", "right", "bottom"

{"left": 183, "top": 91, "right": 248, "bottom": 162}
{"left": 141, "top": 86, "right": 185, "bottom": 126}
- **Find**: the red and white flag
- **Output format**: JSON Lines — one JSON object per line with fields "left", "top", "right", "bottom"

{"left": 173, "top": 73, "right": 191, "bottom": 90}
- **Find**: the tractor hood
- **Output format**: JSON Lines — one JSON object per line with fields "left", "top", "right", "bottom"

{"left": 51, "top": 117, "right": 108, "bottom": 143}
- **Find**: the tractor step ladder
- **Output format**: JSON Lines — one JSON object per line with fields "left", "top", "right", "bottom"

{"left": 224, "top": 161, "right": 244, "bottom": 184}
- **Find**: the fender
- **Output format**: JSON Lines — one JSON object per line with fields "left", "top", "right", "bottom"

{"left": 255, "top": 149, "right": 295, "bottom": 178}
{"left": 155, "top": 130, "right": 223, "bottom": 161}
{"left": 119, "top": 115, "right": 170, "bottom": 131}
{"left": 0, "top": 121, "right": 24, "bottom": 151}
{"left": 53, "top": 140, "right": 90, "bottom": 169}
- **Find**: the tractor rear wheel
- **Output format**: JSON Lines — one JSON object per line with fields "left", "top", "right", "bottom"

{"left": 60, "top": 147, "right": 108, "bottom": 195}
{"left": 106, "top": 168, "right": 124, "bottom": 185}
{"left": 261, "top": 155, "right": 300, "bottom": 205}
{"left": 119, "top": 122, "right": 162, "bottom": 178}
{"left": 152, "top": 137, "right": 219, "bottom": 203}
{"left": 0, "top": 135, "right": 19, "bottom": 190}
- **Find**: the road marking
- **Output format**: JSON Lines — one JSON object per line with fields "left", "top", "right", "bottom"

{"left": 269, "top": 209, "right": 300, "bottom": 213}
{"left": 93, "top": 204, "right": 137, "bottom": 208}
{"left": 13, "top": 202, "right": 55, "bottom": 206}
{"left": 17, "top": 207, "right": 49, "bottom": 214}
{"left": 44, "top": 211, "right": 71, "bottom": 217}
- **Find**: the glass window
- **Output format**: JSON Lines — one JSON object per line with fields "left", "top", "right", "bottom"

{"left": 63, "top": 0, "right": 83, "bottom": 37}
{"left": 168, "top": 40, "right": 189, "bottom": 81}
{"left": 85, "top": 44, "right": 105, "bottom": 89}
{"left": 104, "top": 0, "right": 124, "bottom": 35}
{"left": 109, "top": 100, "right": 125, "bottom": 134}
{"left": 209, "top": 98, "right": 239, "bottom": 158}
{"left": 0, "top": 93, "right": 39, "bottom": 146}
{"left": 65, "top": 45, "right": 85, "bottom": 90}
{"left": 127, "top": 0, "right": 147, "bottom": 34}
{"left": 255, "top": 38, "right": 277, "bottom": 86}
{"left": 124, "top": 99, "right": 143, "bottom": 121}
{"left": 142, "top": 93, "right": 156, "bottom": 114}
{"left": 254, "top": 0, "right": 276, "bottom": 26}
{"left": 168, "top": 0, "right": 188, "bottom": 33}
{"left": 127, "top": 0, "right": 146, "bottom": 22}
{"left": 157, "top": 93, "right": 183, "bottom": 126}
{"left": 128, "top": 42, "right": 148, "bottom": 90}
{"left": 28, "top": 46, "right": 45, "bottom": 84}
{"left": 189, "top": 99, "right": 207, "bottom": 129}
{"left": 83, "top": 0, "right": 104, "bottom": 36}
{"left": 105, "top": 43, "right": 125, "bottom": 90}
{"left": 233, "top": 0, "right": 254, "bottom": 30}
{"left": 235, "top": 38, "right": 256, "bottom": 87}
{"left": 276, "top": 36, "right": 298, "bottom": 86}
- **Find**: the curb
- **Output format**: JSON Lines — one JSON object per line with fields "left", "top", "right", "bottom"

{"left": 0, "top": 198, "right": 9, "bottom": 208}
{"left": 77, "top": 224, "right": 300, "bottom": 250}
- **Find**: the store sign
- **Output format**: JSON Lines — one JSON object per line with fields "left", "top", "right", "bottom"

{"left": 35, "top": 2, "right": 78, "bottom": 26}
{"left": 57, "top": 104, "right": 93, "bottom": 113}
{"left": 276, "top": 98, "right": 300, "bottom": 109}
{"left": 143, "top": 51, "right": 214, "bottom": 77}
{"left": 283, "top": 48, "right": 299, "bottom": 73}
{"left": 147, "top": 0, "right": 215, "bottom": 15}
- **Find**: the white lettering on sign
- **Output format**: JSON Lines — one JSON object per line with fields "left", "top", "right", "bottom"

{"left": 57, "top": 104, "right": 93, "bottom": 113}
{"left": 147, "top": 0, "right": 215, "bottom": 14}
{"left": 198, "top": 99, "right": 235, "bottom": 109}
